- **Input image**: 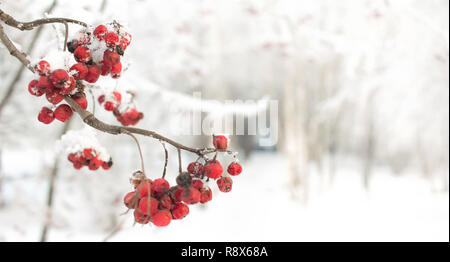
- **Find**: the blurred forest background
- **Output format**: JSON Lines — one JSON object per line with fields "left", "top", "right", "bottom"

{"left": 0, "top": 0, "right": 448, "bottom": 241}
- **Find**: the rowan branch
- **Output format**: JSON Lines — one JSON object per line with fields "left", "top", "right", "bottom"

{"left": 0, "top": 9, "right": 218, "bottom": 158}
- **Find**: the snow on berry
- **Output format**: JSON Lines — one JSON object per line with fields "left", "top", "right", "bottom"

{"left": 57, "top": 128, "right": 113, "bottom": 171}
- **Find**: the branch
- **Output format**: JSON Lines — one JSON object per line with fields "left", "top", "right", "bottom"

{"left": 0, "top": 8, "right": 217, "bottom": 159}
{"left": 0, "top": 8, "right": 87, "bottom": 30}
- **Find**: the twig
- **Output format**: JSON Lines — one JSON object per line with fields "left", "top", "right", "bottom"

{"left": 121, "top": 129, "right": 145, "bottom": 175}
{"left": 0, "top": 24, "right": 35, "bottom": 72}
{"left": 177, "top": 148, "right": 182, "bottom": 174}
{"left": 0, "top": 8, "right": 87, "bottom": 30}
{"left": 161, "top": 142, "right": 168, "bottom": 179}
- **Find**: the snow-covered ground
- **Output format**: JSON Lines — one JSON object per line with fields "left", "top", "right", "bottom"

{"left": 0, "top": 151, "right": 447, "bottom": 242}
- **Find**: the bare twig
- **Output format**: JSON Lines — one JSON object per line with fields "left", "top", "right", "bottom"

{"left": 161, "top": 142, "right": 168, "bottom": 179}
{"left": 177, "top": 148, "right": 182, "bottom": 174}
{"left": 121, "top": 129, "right": 146, "bottom": 175}
{"left": 0, "top": 24, "right": 35, "bottom": 72}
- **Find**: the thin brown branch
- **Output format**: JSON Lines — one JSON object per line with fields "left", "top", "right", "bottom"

{"left": 177, "top": 148, "right": 182, "bottom": 174}
{"left": 161, "top": 142, "right": 168, "bottom": 179}
{"left": 0, "top": 23, "right": 35, "bottom": 72}
{"left": 0, "top": 8, "right": 87, "bottom": 30}
{"left": 121, "top": 129, "right": 146, "bottom": 175}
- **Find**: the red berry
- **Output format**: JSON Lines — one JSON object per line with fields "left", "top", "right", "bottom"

{"left": 103, "top": 51, "right": 120, "bottom": 66}
{"left": 37, "top": 76, "right": 54, "bottom": 94}
{"left": 136, "top": 180, "right": 152, "bottom": 198}
{"left": 104, "top": 101, "right": 115, "bottom": 111}
{"left": 217, "top": 177, "right": 233, "bottom": 193}
{"left": 159, "top": 195, "right": 172, "bottom": 210}
{"left": 37, "top": 107, "right": 55, "bottom": 124}
{"left": 227, "top": 162, "right": 242, "bottom": 176}
{"left": 28, "top": 79, "right": 44, "bottom": 96}
{"left": 73, "top": 162, "right": 83, "bottom": 169}
{"left": 100, "top": 62, "right": 111, "bottom": 76}
{"left": 68, "top": 153, "right": 77, "bottom": 162}
{"left": 151, "top": 210, "right": 172, "bottom": 227}
{"left": 204, "top": 160, "right": 223, "bottom": 179}
{"left": 181, "top": 186, "right": 201, "bottom": 205}
{"left": 191, "top": 179, "right": 203, "bottom": 190}
{"left": 213, "top": 135, "right": 228, "bottom": 150}
{"left": 138, "top": 196, "right": 159, "bottom": 216}
{"left": 187, "top": 162, "right": 204, "bottom": 177}
{"left": 50, "top": 69, "right": 70, "bottom": 88}
{"left": 102, "top": 159, "right": 113, "bottom": 170}
{"left": 70, "top": 63, "right": 88, "bottom": 80}
{"left": 74, "top": 46, "right": 91, "bottom": 63}
{"left": 46, "top": 91, "right": 64, "bottom": 105}
{"left": 134, "top": 210, "right": 150, "bottom": 224}
{"left": 152, "top": 178, "right": 170, "bottom": 195}
{"left": 111, "top": 62, "right": 122, "bottom": 78}
{"left": 54, "top": 104, "right": 73, "bottom": 122}
{"left": 84, "top": 65, "right": 101, "bottom": 83}
{"left": 71, "top": 92, "right": 88, "bottom": 110}
{"left": 124, "top": 191, "right": 137, "bottom": 209}
{"left": 61, "top": 77, "right": 75, "bottom": 95}
{"left": 171, "top": 203, "right": 189, "bottom": 220}
{"left": 98, "top": 95, "right": 105, "bottom": 104}
{"left": 83, "top": 148, "right": 94, "bottom": 160}
{"left": 105, "top": 32, "right": 119, "bottom": 48}
{"left": 93, "top": 25, "right": 108, "bottom": 40}
{"left": 200, "top": 187, "right": 212, "bottom": 203}
{"left": 113, "top": 91, "right": 122, "bottom": 103}
{"left": 88, "top": 157, "right": 102, "bottom": 170}
{"left": 35, "top": 60, "right": 51, "bottom": 76}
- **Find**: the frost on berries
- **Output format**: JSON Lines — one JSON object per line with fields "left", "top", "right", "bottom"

{"left": 57, "top": 129, "right": 113, "bottom": 171}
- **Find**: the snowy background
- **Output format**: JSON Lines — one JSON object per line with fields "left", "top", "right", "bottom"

{"left": 0, "top": 0, "right": 448, "bottom": 242}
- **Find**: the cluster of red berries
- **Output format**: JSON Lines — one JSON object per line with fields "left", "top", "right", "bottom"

{"left": 67, "top": 148, "right": 113, "bottom": 170}
{"left": 122, "top": 135, "right": 242, "bottom": 227}
{"left": 98, "top": 91, "right": 144, "bottom": 126}
{"left": 29, "top": 60, "right": 89, "bottom": 124}
{"left": 67, "top": 23, "right": 131, "bottom": 82}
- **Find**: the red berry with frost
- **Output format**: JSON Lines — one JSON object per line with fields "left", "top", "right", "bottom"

{"left": 28, "top": 80, "right": 44, "bottom": 96}
{"left": 73, "top": 162, "right": 83, "bottom": 170}
{"left": 134, "top": 210, "right": 150, "bottom": 224}
{"left": 187, "top": 162, "right": 204, "bottom": 177}
{"left": 83, "top": 148, "right": 94, "bottom": 160}
{"left": 84, "top": 65, "right": 101, "bottom": 83}
{"left": 138, "top": 196, "right": 159, "bottom": 216}
{"left": 46, "top": 91, "right": 64, "bottom": 105}
{"left": 37, "top": 107, "right": 55, "bottom": 124}
{"left": 54, "top": 104, "right": 73, "bottom": 122}
{"left": 151, "top": 210, "right": 172, "bottom": 227}
{"left": 111, "top": 62, "right": 122, "bottom": 78}
{"left": 103, "top": 51, "right": 120, "bottom": 66}
{"left": 217, "top": 177, "right": 233, "bottom": 193}
{"left": 171, "top": 203, "right": 189, "bottom": 220}
{"left": 213, "top": 135, "right": 228, "bottom": 150}
{"left": 204, "top": 160, "right": 223, "bottom": 179}
{"left": 74, "top": 46, "right": 91, "bottom": 63}
{"left": 227, "top": 162, "right": 242, "bottom": 176}
{"left": 61, "top": 77, "right": 75, "bottom": 95}
{"left": 70, "top": 63, "right": 88, "bottom": 80}
{"left": 152, "top": 178, "right": 170, "bottom": 195}
{"left": 50, "top": 69, "right": 70, "bottom": 88}
{"left": 71, "top": 92, "right": 88, "bottom": 109}
{"left": 105, "top": 32, "right": 119, "bottom": 48}
{"left": 93, "top": 25, "right": 108, "bottom": 40}
{"left": 124, "top": 191, "right": 137, "bottom": 209}
{"left": 35, "top": 60, "right": 51, "bottom": 76}
{"left": 200, "top": 187, "right": 212, "bottom": 203}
